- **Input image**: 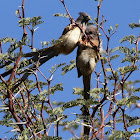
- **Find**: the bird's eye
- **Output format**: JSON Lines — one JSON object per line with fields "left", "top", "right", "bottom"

{"left": 83, "top": 15, "right": 88, "bottom": 18}
{"left": 89, "top": 31, "right": 92, "bottom": 34}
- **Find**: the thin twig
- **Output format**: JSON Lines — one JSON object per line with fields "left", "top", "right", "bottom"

{"left": 112, "top": 107, "right": 119, "bottom": 131}
{"left": 37, "top": 67, "right": 48, "bottom": 81}
{"left": 31, "top": 29, "right": 34, "bottom": 49}
{"left": 12, "top": 95, "right": 28, "bottom": 125}
{"left": 120, "top": 107, "right": 128, "bottom": 131}
{"left": 8, "top": 0, "right": 27, "bottom": 82}
{"left": 18, "top": 73, "right": 31, "bottom": 108}
{"left": 92, "top": 94, "right": 107, "bottom": 118}
{"left": 90, "top": 102, "right": 113, "bottom": 139}
{"left": 8, "top": 90, "right": 24, "bottom": 132}
{"left": 22, "top": 0, "right": 26, "bottom": 33}
{"left": 34, "top": 68, "right": 41, "bottom": 93}
{"left": 46, "top": 124, "right": 52, "bottom": 136}
{"left": 17, "top": 9, "right": 31, "bottom": 31}
{"left": 0, "top": 42, "right": 2, "bottom": 53}
{"left": 100, "top": 107, "right": 104, "bottom": 140}
{"left": 106, "top": 37, "right": 116, "bottom": 79}
{"left": 8, "top": 54, "right": 22, "bottom": 82}
{"left": 18, "top": 86, "right": 26, "bottom": 107}
{"left": 96, "top": 1, "right": 102, "bottom": 51}
{"left": 41, "top": 100, "right": 47, "bottom": 135}
{"left": 48, "top": 81, "right": 53, "bottom": 110}
{"left": 135, "top": 37, "right": 140, "bottom": 56}
{"left": 59, "top": 0, "right": 73, "bottom": 22}
{"left": 56, "top": 119, "right": 59, "bottom": 137}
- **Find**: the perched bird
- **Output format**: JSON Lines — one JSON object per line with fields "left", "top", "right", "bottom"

{"left": 1, "top": 12, "right": 90, "bottom": 91}
{"left": 1, "top": 12, "right": 90, "bottom": 79}
{"left": 53, "top": 12, "right": 90, "bottom": 55}
{"left": 76, "top": 25, "right": 102, "bottom": 96}
{"left": 76, "top": 25, "right": 102, "bottom": 135}
{"left": 27, "top": 12, "right": 90, "bottom": 56}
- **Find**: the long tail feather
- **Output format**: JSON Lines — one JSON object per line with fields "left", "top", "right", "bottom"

{"left": 83, "top": 75, "right": 91, "bottom": 136}
{"left": 1, "top": 46, "right": 57, "bottom": 78}
{"left": 83, "top": 75, "right": 91, "bottom": 100}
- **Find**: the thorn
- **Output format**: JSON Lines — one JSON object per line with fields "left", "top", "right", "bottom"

{"left": 49, "top": 74, "right": 53, "bottom": 81}
{"left": 34, "top": 27, "right": 39, "bottom": 32}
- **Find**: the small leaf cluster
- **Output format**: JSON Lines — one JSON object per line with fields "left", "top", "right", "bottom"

{"left": 18, "top": 16, "right": 44, "bottom": 28}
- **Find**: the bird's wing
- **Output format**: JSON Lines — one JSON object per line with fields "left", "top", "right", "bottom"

{"left": 61, "top": 24, "right": 76, "bottom": 35}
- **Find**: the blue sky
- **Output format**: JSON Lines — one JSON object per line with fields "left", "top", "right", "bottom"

{"left": 0, "top": 0, "right": 140, "bottom": 139}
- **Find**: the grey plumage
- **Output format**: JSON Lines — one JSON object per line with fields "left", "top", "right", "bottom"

{"left": 76, "top": 25, "right": 102, "bottom": 79}
{"left": 76, "top": 25, "right": 102, "bottom": 135}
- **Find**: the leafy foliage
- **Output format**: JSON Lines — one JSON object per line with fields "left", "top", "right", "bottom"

{"left": 129, "top": 22, "right": 140, "bottom": 29}
{"left": 120, "top": 35, "right": 135, "bottom": 44}
{"left": 116, "top": 96, "right": 140, "bottom": 108}
{"left": 108, "top": 130, "right": 132, "bottom": 140}
{"left": 53, "top": 13, "right": 69, "bottom": 18}
{"left": 18, "top": 16, "right": 44, "bottom": 27}
{"left": 118, "top": 65, "right": 137, "bottom": 75}
{"left": 110, "top": 54, "right": 120, "bottom": 61}
{"left": 0, "top": 0, "right": 140, "bottom": 140}
{"left": 61, "top": 60, "right": 76, "bottom": 75}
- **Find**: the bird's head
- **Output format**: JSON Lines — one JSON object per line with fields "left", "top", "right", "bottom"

{"left": 76, "top": 12, "right": 90, "bottom": 24}
{"left": 85, "top": 25, "right": 98, "bottom": 38}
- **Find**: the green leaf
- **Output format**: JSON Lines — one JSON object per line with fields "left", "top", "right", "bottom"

{"left": 110, "top": 26, "right": 113, "bottom": 31}
{"left": 52, "top": 107, "right": 64, "bottom": 115}
{"left": 108, "top": 29, "right": 111, "bottom": 35}
{"left": 120, "top": 35, "right": 135, "bottom": 44}
{"left": 116, "top": 95, "right": 140, "bottom": 107}
{"left": 118, "top": 65, "right": 137, "bottom": 75}
{"left": 119, "top": 46, "right": 131, "bottom": 54}
{"left": 41, "top": 136, "right": 62, "bottom": 140}
{"left": 41, "top": 41, "right": 49, "bottom": 47}
{"left": 129, "top": 22, "right": 140, "bottom": 29}
{"left": 121, "top": 55, "right": 134, "bottom": 63}
{"left": 115, "top": 24, "right": 119, "bottom": 30}
{"left": 31, "top": 16, "right": 44, "bottom": 27}
{"left": 18, "top": 16, "right": 44, "bottom": 27}
{"left": 134, "top": 87, "right": 140, "bottom": 93}
{"left": 7, "top": 37, "right": 27, "bottom": 53}
{"left": 18, "top": 17, "right": 31, "bottom": 27}
{"left": 73, "top": 87, "right": 83, "bottom": 95}
{"left": 110, "top": 46, "right": 120, "bottom": 54}
{"left": 62, "top": 119, "right": 80, "bottom": 131}
{"left": 90, "top": 88, "right": 104, "bottom": 94}
{"left": 53, "top": 13, "right": 69, "bottom": 18}
{"left": 62, "top": 99, "right": 85, "bottom": 110}
{"left": 132, "top": 128, "right": 140, "bottom": 133}
{"left": 50, "top": 83, "right": 63, "bottom": 95}
{"left": 0, "top": 52, "right": 20, "bottom": 68}
{"left": 1, "top": 37, "right": 16, "bottom": 44}
{"left": 100, "top": 57, "right": 108, "bottom": 64}
{"left": 108, "top": 130, "right": 132, "bottom": 140}
{"left": 127, "top": 118, "right": 140, "bottom": 127}
{"left": 116, "top": 98, "right": 128, "bottom": 106}
{"left": 106, "top": 68, "right": 112, "bottom": 72}
{"left": 110, "top": 55, "right": 120, "bottom": 61}
{"left": 61, "top": 60, "right": 76, "bottom": 75}
{"left": 107, "top": 71, "right": 118, "bottom": 80}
